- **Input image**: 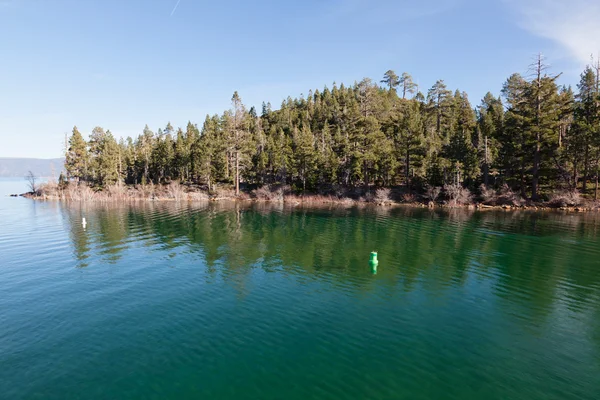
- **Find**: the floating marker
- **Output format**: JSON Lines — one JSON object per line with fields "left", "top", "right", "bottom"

{"left": 369, "top": 251, "right": 378, "bottom": 265}
{"left": 82, "top": 217, "right": 87, "bottom": 228}
{"left": 369, "top": 251, "right": 378, "bottom": 274}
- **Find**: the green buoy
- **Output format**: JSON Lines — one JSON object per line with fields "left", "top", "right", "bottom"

{"left": 369, "top": 251, "right": 379, "bottom": 265}
{"left": 369, "top": 251, "right": 378, "bottom": 274}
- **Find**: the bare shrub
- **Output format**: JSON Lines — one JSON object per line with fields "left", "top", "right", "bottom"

{"left": 362, "top": 192, "right": 375, "bottom": 203}
{"left": 373, "top": 188, "right": 392, "bottom": 204}
{"left": 444, "top": 183, "right": 474, "bottom": 207}
{"left": 400, "top": 192, "right": 417, "bottom": 203}
{"left": 283, "top": 194, "right": 302, "bottom": 204}
{"left": 280, "top": 192, "right": 353, "bottom": 205}
{"left": 496, "top": 185, "right": 525, "bottom": 206}
{"left": 480, "top": 184, "right": 524, "bottom": 206}
{"left": 252, "top": 185, "right": 289, "bottom": 202}
{"left": 213, "top": 186, "right": 236, "bottom": 199}
{"left": 137, "top": 183, "right": 155, "bottom": 200}
{"left": 548, "top": 190, "right": 582, "bottom": 208}
{"left": 25, "top": 171, "right": 39, "bottom": 194}
{"left": 337, "top": 197, "right": 355, "bottom": 205}
{"left": 237, "top": 191, "right": 251, "bottom": 201}
{"left": 252, "top": 186, "right": 272, "bottom": 200}
{"left": 65, "top": 183, "right": 96, "bottom": 201}
{"left": 79, "top": 185, "right": 96, "bottom": 202}
{"left": 480, "top": 184, "right": 496, "bottom": 203}
{"left": 106, "top": 183, "right": 127, "bottom": 200}
{"left": 188, "top": 191, "right": 209, "bottom": 201}
{"left": 37, "top": 181, "right": 60, "bottom": 199}
{"left": 315, "top": 195, "right": 337, "bottom": 203}
{"left": 166, "top": 181, "right": 185, "bottom": 201}
{"left": 424, "top": 185, "right": 442, "bottom": 202}
{"left": 65, "top": 183, "right": 80, "bottom": 201}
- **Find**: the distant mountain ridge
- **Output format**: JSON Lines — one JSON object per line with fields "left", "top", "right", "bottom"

{"left": 0, "top": 158, "right": 65, "bottom": 178}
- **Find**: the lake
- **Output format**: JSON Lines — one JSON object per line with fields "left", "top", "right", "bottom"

{"left": 1, "top": 178, "right": 600, "bottom": 399}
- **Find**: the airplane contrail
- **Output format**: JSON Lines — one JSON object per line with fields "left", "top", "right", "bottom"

{"left": 170, "top": 0, "right": 182, "bottom": 16}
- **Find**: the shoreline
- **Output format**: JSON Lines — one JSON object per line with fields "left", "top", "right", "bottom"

{"left": 12, "top": 190, "right": 600, "bottom": 213}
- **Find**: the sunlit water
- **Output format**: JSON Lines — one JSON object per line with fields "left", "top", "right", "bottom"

{"left": 1, "top": 178, "right": 600, "bottom": 399}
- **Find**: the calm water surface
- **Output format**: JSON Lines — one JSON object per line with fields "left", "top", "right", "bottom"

{"left": 1, "top": 178, "right": 600, "bottom": 399}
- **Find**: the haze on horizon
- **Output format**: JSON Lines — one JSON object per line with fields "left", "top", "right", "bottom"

{"left": 1, "top": 0, "right": 599, "bottom": 159}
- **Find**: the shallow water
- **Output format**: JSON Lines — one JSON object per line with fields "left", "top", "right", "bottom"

{"left": 1, "top": 179, "right": 600, "bottom": 399}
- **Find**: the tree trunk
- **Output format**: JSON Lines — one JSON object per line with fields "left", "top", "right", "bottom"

{"left": 520, "top": 150, "right": 526, "bottom": 198}
{"left": 531, "top": 55, "right": 542, "bottom": 201}
{"left": 532, "top": 137, "right": 540, "bottom": 200}
{"left": 583, "top": 144, "right": 589, "bottom": 193}
{"left": 235, "top": 151, "right": 240, "bottom": 196}
{"left": 594, "top": 158, "right": 600, "bottom": 201}
{"left": 405, "top": 147, "right": 410, "bottom": 193}
{"left": 484, "top": 136, "right": 489, "bottom": 186}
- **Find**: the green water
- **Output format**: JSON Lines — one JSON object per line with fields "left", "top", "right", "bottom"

{"left": 1, "top": 179, "right": 600, "bottom": 399}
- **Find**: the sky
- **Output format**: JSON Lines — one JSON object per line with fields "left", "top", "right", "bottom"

{"left": 1, "top": 0, "right": 599, "bottom": 158}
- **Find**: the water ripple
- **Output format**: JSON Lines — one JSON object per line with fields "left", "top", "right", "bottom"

{"left": 1, "top": 193, "right": 600, "bottom": 399}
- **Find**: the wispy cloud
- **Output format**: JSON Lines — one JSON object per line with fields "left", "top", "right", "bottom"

{"left": 170, "top": 0, "right": 182, "bottom": 17}
{"left": 504, "top": 0, "right": 600, "bottom": 65}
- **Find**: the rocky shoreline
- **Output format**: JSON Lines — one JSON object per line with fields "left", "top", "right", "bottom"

{"left": 11, "top": 190, "right": 599, "bottom": 213}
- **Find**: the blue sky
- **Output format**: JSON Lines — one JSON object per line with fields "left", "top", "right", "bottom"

{"left": 1, "top": 0, "right": 599, "bottom": 158}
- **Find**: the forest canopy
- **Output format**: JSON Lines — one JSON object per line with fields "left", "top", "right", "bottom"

{"left": 64, "top": 56, "right": 600, "bottom": 201}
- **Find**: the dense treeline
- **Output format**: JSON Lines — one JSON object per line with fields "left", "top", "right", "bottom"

{"left": 64, "top": 57, "right": 600, "bottom": 201}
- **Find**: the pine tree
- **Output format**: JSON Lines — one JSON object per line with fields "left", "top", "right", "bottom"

{"left": 399, "top": 72, "right": 417, "bottom": 99}
{"left": 476, "top": 93, "right": 503, "bottom": 186}
{"left": 501, "top": 73, "right": 529, "bottom": 196}
{"left": 292, "top": 125, "right": 317, "bottom": 191}
{"left": 98, "top": 130, "right": 121, "bottom": 185}
{"left": 445, "top": 91, "right": 479, "bottom": 184}
{"left": 88, "top": 126, "right": 107, "bottom": 185}
{"left": 65, "top": 126, "right": 89, "bottom": 182}
{"left": 527, "top": 55, "right": 562, "bottom": 200}
{"left": 427, "top": 80, "right": 453, "bottom": 139}
{"left": 394, "top": 100, "right": 424, "bottom": 190}
{"left": 573, "top": 67, "right": 598, "bottom": 193}
{"left": 174, "top": 127, "right": 189, "bottom": 181}
{"left": 381, "top": 70, "right": 400, "bottom": 92}
{"left": 229, "top": 92, "right": 252, "bottom": 195}
{"left": 151, "top": 128, "right": 174, "bottom": 184}
{"left": 136, "top": 125, "right": 154, "bottom": 184}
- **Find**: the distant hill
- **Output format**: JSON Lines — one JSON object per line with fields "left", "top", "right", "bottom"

{"left": 0, "top": 158, "right": 65, "bottom": 178}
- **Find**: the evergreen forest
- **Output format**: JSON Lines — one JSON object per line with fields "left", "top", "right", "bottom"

{"left": 63, "top": 57, "right": 600, "bottom": 202}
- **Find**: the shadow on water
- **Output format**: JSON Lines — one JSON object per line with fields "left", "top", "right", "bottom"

{"left": 61, "top": 202, "right": 600, "bottom": 312}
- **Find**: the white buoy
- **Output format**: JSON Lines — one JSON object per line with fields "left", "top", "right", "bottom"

{"left": 82, "top": 217, "right": 87, "bottom": 228}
